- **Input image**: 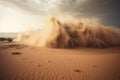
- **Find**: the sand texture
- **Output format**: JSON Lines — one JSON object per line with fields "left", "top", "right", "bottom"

{"left": 0, "top": 42, "right": 120, "bottom": 80}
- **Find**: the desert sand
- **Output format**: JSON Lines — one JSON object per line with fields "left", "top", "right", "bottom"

{"left": 0, "top": 41, "right": 120, "bottom": 80}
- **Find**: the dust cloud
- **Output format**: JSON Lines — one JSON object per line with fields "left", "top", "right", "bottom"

{"left": 15, "top": 16, "right": 120, "bottom": 48}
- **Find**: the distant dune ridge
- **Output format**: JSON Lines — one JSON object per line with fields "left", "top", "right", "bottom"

{"left": 15, "top": 16, "right": 120, "bottom": 48}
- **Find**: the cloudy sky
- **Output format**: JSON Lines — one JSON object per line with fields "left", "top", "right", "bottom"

{"left": 0, "top": 0, "right": 120, "bottom": 32}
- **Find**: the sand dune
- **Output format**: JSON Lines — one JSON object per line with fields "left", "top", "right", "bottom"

{"left": 0, "top": 42, "right": 120, "bottom": 80}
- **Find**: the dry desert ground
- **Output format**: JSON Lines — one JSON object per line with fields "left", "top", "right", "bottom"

{"left": 0, "top": 42, "right": 120, "bottom": 80}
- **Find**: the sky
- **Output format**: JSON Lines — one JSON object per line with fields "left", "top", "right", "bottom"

{"left": 0, "top": 0, "right": 120, "bottom": 32}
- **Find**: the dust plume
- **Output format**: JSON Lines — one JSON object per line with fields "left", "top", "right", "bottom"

{"left": 15, "top": 16, "right": 120, "bottom": 48}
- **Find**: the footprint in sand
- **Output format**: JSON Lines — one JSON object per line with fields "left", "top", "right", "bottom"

{"left": 48, "top": 60, "right": 51, "bottom": 63}
{"left": 74, "top": 69, "right": 81, "bottom": 73}
{"left": 38, "top": 65, "right": 41, "bottom": 67}
{"left": 11, "top": 52, "right": 21, "bottom": 55}
{"left": 92, "top": 65, "right": 96, "bottom": 68}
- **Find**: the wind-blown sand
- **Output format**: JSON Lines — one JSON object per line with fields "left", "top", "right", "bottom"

{"left": 16, "top": 17, "right": 120, "bottom": 48}
{"left": 0, "top": 42, "right": 120, "bottom": 80}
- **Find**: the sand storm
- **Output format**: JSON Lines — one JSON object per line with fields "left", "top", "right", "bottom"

{"left": 16, "top": 16, "right": 120, "bottom": 48}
